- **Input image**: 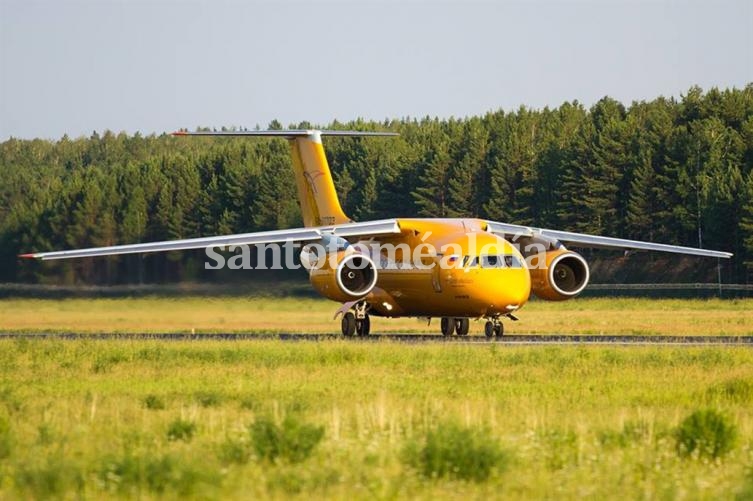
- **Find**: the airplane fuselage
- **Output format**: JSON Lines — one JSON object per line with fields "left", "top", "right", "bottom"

{"left": 363, "top": 218, "right": 531, "bottom": 318}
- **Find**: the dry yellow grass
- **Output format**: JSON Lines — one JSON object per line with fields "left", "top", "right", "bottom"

{"left": 0, "top": 296, "right": 750, "bottom": 335}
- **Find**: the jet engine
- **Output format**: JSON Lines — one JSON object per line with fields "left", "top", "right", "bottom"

{"left": 529, "top": 249, "right": 590, "bottom": 301}
{"left": 303, "top": 246, "right": 378, "bottom": 302}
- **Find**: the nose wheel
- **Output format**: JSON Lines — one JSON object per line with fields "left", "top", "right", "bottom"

{"left": 484, "top": 319, "right": 503, "bottom": 338}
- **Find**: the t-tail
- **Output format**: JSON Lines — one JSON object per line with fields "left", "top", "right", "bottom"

{"left": 172, "top": 129, "right": 397, "bottom": 227}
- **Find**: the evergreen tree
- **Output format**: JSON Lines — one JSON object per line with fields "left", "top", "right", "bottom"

{"left": 626, "top": 151, "right": 658, "bottom": 240}
{"left": 446, "top": 119, "right": 489, "bottom": 218}
{"left": 251, "top": 144, "right": 300, "bottom": 230}
{"left": 413, "top": 138, "right": 452, "bottom": 217}
{"left": 740, "top": 171, "right": 753, "bottom": 274}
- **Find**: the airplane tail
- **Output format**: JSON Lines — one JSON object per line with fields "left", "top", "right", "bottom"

{"left": 173, "top": 129, "right": 397, "bottom": 227}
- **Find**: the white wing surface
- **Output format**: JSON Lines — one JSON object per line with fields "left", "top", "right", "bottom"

{"left": 21, "top": 219, "right": 402, "bottom": 261}
{"left": 485, "top": 221, "right": 732, "bottom": 258}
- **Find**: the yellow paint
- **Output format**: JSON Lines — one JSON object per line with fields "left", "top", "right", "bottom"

{"left": 283, "top": 136, "right": 548, "bottom": 320}
{"left": 529, "top": 248, "right": 571, "bottom": 301}
{"left": 288, "top": 135, "right": 350, "bottom": 227}
{"left": 364, "top": 218, "right": 531, "bottom": 318}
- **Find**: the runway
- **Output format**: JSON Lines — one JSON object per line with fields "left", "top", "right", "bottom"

{"left": 1, "top": 332, "right": 752, "bottom": 346}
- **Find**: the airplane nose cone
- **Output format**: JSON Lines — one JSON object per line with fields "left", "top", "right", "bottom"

{"left": 487, "top": 270, "right": 530, "bottom": 313}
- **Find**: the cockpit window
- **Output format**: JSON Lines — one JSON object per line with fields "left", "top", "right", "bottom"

{"left": 472, "top": 254, "right": 524, "bottom": 269}
{"left": 481, "top": 255, "right": 499, "bottom": 268}
{"left": 504, "top": 255, "right": 523, "bottom": 268}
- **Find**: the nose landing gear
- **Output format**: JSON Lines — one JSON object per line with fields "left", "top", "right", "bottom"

{"left": 484, "top": 318, "right": 504, "bottom": 338}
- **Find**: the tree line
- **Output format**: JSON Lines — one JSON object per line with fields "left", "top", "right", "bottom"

{"left": 1, "top": 85, "right": 752, "bottom": 285}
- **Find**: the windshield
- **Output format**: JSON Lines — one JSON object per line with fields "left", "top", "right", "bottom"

{"left": 467, "top": 254, "right": 523, "bottom": 269}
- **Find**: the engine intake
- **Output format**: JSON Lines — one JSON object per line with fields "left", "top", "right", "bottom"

{"left": 307, "top": 249, "right": 378, "bottom": 302}
{"left": 337, "top": 254, "right": 377, "bottom": 297}
{"left": 530, "top": 250, "right": 590, "bottom": 301}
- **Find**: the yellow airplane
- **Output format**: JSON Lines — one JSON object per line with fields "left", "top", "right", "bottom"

{"left": 21, "top": 130, "right": 732, "bottom": 337}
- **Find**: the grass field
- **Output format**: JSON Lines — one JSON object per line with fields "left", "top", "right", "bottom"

{"left": 1, "top": 297, "right": 752, "bottom": 498}
{"left": 0, "top": 297, "right": 751, "bottom": 335}
{"left": 0, "top": 339, "right": 752, "bottom": 498}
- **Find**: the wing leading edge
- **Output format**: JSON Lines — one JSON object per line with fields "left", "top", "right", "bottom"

{"left": 20, "top": 219, "right": 402, "bottom": 261}
{"left": 485, "top": 221, "right": 732, "bottom": 259}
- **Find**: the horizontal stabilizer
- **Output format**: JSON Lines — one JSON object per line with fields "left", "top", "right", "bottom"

{"left": 172, "top": 129, "right": 398, "bottom": 138}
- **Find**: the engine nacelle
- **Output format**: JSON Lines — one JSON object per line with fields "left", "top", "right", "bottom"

{"left": 529, "top": 249, "right": 590, "bottom": 301}
{"left": 306, "top": 249, "right": 378, "bottom": 302}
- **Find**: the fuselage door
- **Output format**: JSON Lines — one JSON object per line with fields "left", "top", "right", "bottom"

{"left": 431, "top": 256, "right": 443, "bottom": 292}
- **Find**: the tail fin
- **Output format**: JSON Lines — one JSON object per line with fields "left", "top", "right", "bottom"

{"left": 173, "top": 129, "right": 397, "bottom": 227}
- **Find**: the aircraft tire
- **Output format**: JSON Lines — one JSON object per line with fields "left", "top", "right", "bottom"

{"left": 484, "top": 321, "right": 495, "bottom": 338}
{"left": 494, "top": 323, "right": 504, "bottom": 337}
{"left": 356, "top": 315, "right": 371, "bottom": 336}
{"left": 441, "top": 317, "right": 455, "bottom": 336}
{"left": 342, "top": 312, "right": 356, "bottom": 337}
{"left": 456, "top": 318, "right": 470, "bottom": 336}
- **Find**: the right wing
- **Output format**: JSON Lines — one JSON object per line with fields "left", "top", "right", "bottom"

{"left": 485, "top": 221, "right": 733, "bottom": 259}
{"left": 20, "top": 219, "right": 402, "bottom": 261}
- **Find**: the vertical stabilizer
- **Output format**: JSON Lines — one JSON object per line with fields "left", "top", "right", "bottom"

{"left": 288, "top": 132, "right": 350, "bottom": 227}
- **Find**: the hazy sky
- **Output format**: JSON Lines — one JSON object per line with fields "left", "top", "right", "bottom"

{"left": 0, "top": 0, "right": 751, "bottom": 140}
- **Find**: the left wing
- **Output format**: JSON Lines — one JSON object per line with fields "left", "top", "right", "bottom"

{"left": 20, "top": 219, "right": 402, "bottom": 261}
{"left": 485, "top": 221, "right": 732, "bottom": 259}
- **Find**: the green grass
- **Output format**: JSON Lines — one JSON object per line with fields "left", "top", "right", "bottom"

{"left": 0, "top": 339, "right": 753, "bottom": 498}
{"left": 675, "top": 409, "right": 738, "bottom": 459}
{"left": 402, "top": 421, "right": 509, "bottom": 482}
{"left": 0, "top": 296, "right": 752, "bottom": 335}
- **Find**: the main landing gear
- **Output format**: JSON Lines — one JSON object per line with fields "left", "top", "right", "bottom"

{"left": 341, "top": 301, "right": 371, "bottom": 337}
{"left": 439, "top": 317, "right": 470, "bottom": 336}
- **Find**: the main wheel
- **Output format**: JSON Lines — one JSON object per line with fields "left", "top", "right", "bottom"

{"left": 341, "top": 312, "right": 356, "bottom": 337}
{"left": 440, "top": 317, "right": 455, "bottom": 336}
{"left": 494, "top": 322, "right": 504, "bottom": 337}
{"left": 455, "top": 318, "right": 470, "bottom": 336}
{"left": 356, "top": 315, "right": 371, "bottom": 336}
{"left": 484, "top": 321, "right": 494, "bottom": 338}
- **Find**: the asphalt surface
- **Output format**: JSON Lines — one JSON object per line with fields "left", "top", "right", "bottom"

{"left": 0, "top": 332, "right": 752, "bottom": 346}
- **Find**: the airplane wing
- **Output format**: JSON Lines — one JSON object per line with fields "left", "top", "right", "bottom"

{"left": 20, "top": 219, "right": 402, "bottom": 261}
{"left": 484, "top": 221, "right": 733, "bottom": 259}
